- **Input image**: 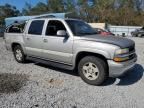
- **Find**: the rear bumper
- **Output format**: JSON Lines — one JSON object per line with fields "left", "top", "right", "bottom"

{"left": 108, "top": 56, "right": 137, "bottom": 77}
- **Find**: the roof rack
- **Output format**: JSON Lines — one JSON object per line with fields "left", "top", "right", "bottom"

{"left": 34, "top": 15, "right": 56, "bottom": 19}
{"left": 5, "top": 13, "right": 66, "bottom": 26}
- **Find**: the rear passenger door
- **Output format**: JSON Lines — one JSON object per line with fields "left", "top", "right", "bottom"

{"left": 42, "top": 20, "right": 73, "bottom": 64}
{"left": 23, "top": 20, "right": 45, "bottom": 57}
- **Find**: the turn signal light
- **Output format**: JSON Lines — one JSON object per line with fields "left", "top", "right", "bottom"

{"left": 113, "top": 57, "right": 129, "bottom": 62}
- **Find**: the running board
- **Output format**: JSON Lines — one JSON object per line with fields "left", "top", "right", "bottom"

{"left": 27, "top": 56, "right": 74, "bottom": 70}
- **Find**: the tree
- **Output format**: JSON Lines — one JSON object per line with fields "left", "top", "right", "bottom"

{"left": 114, "top": 0, "right": 136, "bottom": 25}
{"left": 47, "top": 0, "right": 65, "bottom": 13}
{"left": 92, "top": 0, "right": 115, "bottom": 22}
{"left": 20, "top": 0, "right": 144, "bottom": 26}
{"left": 77, "top": 0, "right": 91, "bottom": 21}
{"left": 27, "top": 2, "right": 48, "bottom": 15}
{"left": 22, "top": 2, "right": 32, "bottom": 15}
{"left": 22, "top": 0, "right": 66, "bottom": 15}
{"left": 64, "top": 0, "right": 75, "bottom": 12}
{"left": 0, "top": 4, "right": 21, "bottom": 27}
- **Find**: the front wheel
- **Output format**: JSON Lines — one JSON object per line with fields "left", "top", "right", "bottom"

{"left": 78, "top": 56, "right": 108, "bottom": 86}
{"left": 13, "top": 45, "right": 26, "bottom": 63}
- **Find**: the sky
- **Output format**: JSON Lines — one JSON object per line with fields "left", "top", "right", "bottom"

{"left": 0, "top": 0, "right": 95, "bottom": 12}
{"left": 0, "top": 0, "right": 47, "bottom": 11}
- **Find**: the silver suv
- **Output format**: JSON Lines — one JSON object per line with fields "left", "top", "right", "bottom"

{"left": 4, "top": 18, "right": 137, "bottom": 85}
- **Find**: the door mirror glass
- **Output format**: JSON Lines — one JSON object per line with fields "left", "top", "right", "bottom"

{"left": 57, "top": 30, "right": 66, "bottom": 36}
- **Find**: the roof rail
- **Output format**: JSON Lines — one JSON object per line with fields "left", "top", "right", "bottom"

{"left": 34, "top": 15, "right": 56, "bottom": 19}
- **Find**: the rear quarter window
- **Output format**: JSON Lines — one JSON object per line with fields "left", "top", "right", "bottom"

{"left": 6, "top": 22, "right": 26, "bottom": 33}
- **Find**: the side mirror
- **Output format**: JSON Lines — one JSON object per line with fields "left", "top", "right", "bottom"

{"left": 57, "top": 30, "right": 67, "bottom": 36}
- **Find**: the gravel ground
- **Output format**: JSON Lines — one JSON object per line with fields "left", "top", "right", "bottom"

{"left": 0, "top": 37, "right": 144, "bottom": 108}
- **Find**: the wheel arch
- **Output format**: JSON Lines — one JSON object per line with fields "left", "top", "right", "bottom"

{"left": 75, "top": 51, "right": 109, "bottom": 74}
{"left": 11, "top": 42, "right": 22, "bottom": 52}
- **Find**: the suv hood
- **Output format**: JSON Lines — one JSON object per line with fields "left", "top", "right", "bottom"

{"left": 80, "top": 35, "right": 135, "bottom": 49}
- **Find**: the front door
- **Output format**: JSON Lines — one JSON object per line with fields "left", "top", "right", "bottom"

{"left": 42, "top": 20, "right": 73, "bottom": 65}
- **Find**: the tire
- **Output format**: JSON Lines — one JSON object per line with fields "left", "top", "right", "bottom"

{"left": 13, "top": 45, "right": 26, "bottom": 63}
{"left": 78, "top": 56, "right": 108, "bottom": 86}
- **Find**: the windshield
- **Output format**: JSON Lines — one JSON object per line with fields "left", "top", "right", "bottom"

{"left": 65, "top": 20, "right": 98, "bottom": 36}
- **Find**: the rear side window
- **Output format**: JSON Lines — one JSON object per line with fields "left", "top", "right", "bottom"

{"left": 28, "top": 20, "right": 44, "bottom": 35}
{"left": 6, "top": 22, "right": 26, "bottom": 33}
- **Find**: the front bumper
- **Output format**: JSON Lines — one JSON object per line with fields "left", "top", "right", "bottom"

{"left": 108, "top": 56, "right": 137, "bottom": 77}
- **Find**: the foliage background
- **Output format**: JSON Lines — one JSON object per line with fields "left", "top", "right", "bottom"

{"left": 0, "top": 0, "right": 144, "bottom": 27}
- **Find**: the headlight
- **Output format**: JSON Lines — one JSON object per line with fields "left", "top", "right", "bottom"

{"left": 115, "top": 48, "right": 129, "bottom": 55}
{"left": 114, "top": 48, "right": 129, "bottom": 62}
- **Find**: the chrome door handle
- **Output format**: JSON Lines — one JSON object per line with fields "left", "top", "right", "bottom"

{"left": 43, "top": 39, "right": 48, "bottom": 43}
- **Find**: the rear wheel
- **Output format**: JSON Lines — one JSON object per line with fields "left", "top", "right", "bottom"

{"left": 13, "top": 45, "right": 26, "bottom": 63}
{"left": 78, "top": 56, "right": 108, "bottom": 86}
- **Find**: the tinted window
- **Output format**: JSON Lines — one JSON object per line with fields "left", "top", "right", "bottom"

{"left": 7, "top": 22, "right": 26, "bottom": 33}
{"left": 46, "top": 20, "right": 66, "bottom": 36}
{"left": 28, "top": 20, "right": 44, "bottom": 35}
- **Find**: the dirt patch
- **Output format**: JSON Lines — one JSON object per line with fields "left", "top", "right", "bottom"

{"left": 0, "top": 73, "right": 28, "bottom": 94}
{"left": 48, "top": 78, "right": 64, "bottom": 87}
